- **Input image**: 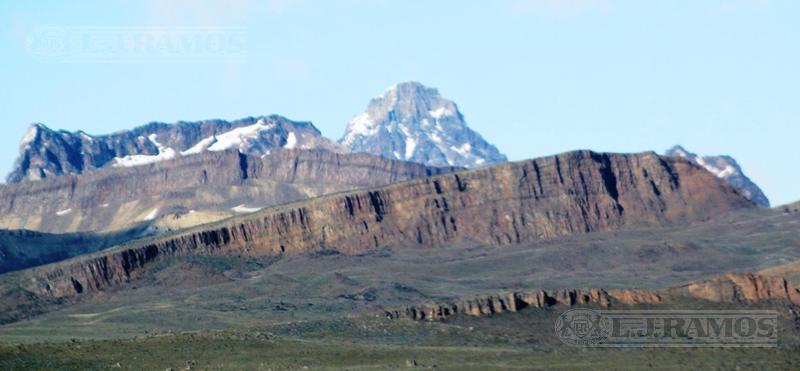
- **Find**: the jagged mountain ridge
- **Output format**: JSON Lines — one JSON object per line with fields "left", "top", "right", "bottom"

{"left": 665, "top": 145, "right": 770, "bottom": 207}
{"left": 8, "top": 115, "right": 343, "bottom": 183}
{"left": 340, "top": 82, "right": 507, "bottom": 168}
{"left": 20, "top": 150, "right": 755, "bottom": 299}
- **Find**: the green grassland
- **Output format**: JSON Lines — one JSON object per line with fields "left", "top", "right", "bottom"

{"left": 2, "top": 316, "right": 800, "bottom": 370}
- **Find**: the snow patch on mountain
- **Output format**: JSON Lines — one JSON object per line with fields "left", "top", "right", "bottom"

{"left": 143, "top": 208, "right": 159, "bottom": 221}
{"left": 75, "top": 118, "right": 323, "bottom": 171}
{"left": 181, "top": 136, "right": 218, "bottom": 156}
{"left": 231, "top": 204, "right": 262, "bottom": 213}
{"left": 112, "top": 134, "right": 176, "bottom": 168}
{"left": 429, "top": 106, "right": 454, "bottom": 120}
{"left": 21, "top": 125, "right": 39, "bottom": 146}
{"left": 284, "top": 132, "right": 297, "bottom": 149}
{"left": 341, "top": 114, "right": 378, "bottom": 145}
{"left": 695, "top": 157, "right": 737, "bottom": 178}
{"left": 56, "top": 208, "right": 72, "bottom": 216}
{"left": 207, "top": 119, "right": 275, "bottom": 152}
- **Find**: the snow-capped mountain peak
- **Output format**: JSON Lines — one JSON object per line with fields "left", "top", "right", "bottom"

{"left": 340, "top": 81, "right": 507, "bottom": 168}
{"left": 665, "top": 145, "right": 770, "bottom": 207}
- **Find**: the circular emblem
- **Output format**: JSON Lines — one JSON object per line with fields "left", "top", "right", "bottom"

{"left": 555, "top": 308, "right": 610, "bottom": 346}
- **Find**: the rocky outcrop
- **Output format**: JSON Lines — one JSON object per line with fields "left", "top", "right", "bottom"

{"left": 384, "top": 289, "right": 662, "bottom": 321}
{"left": 0, "top": 149, "right": 454, "bottom": 233}
{"left": 385, "top": 273, "right": 800, "bottom": 321}
{"left": 8, "top": 115, "right": 343, "bottom": 183}
{"left": 23, "top": 150, "right": 754, "bottom": 298}
{"left": 670, "top": 273, "right": 800, "bottom": 305}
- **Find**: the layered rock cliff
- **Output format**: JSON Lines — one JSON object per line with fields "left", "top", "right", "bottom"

{"left": 23, "top": 150, "right": 754, "bottom": 298}
{"left": 384, "top": 273, "right": 800, "bottom": 321}
{"left": 0, "top": 149, "right": 454, "bottom": 234}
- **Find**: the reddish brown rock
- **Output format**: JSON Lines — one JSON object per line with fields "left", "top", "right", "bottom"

{"left": 23, "top": 150, "right": 754, "bottom": 298}
{"left": 384, "top": 288, "right": 664, "bottom": 321}
{"left": 608, "top": 289, "right": 664, "bottom": 305}
{"left": 672, "top": 272, "right": 800, "bottom": 305}
{"left": 385, "top": 273, "right": 800, "bottom": 322}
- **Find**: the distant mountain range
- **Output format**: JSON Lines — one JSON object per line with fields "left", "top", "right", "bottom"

{"left": 665, "top": 145, "right": 770, "bottom": 207}
{"left": 5, "top": 82, "right": 771, "bottom": 209}
{"left": 3, "top": 82, "right": 797, "bottom": 357}
{"left": 339, "top": 82, "right": 507, "bottom": 168}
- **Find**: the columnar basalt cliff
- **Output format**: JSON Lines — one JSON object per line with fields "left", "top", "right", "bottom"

{"left": 0, "top": 149, "right": 454, "bottom": 234}
{"left": 384, "top": 273, "right": 800, "bottom": 321}
{"left": 24, "top": 151, "right": 754, "bottom": 298}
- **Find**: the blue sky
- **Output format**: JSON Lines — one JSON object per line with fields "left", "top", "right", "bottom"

{"left": 1, "top": 0, "right": 798, "bottom": 205}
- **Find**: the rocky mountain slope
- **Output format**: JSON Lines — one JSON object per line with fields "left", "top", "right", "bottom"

{"left": 340, "top": 82, "right": 507, "bottom": 168}
{"left": 19, "top": 150, "right": 754, "bottom": 299}
{"left": 8, "top": 115, "right": 343, "bottom": 183}
{"left": 665, "top": 145, "right": 770, "bottom": 207}
{"left": 0, "top": 149, "right": 453, "bottom": 234}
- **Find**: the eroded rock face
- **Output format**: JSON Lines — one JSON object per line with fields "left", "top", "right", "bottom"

{"left": 384, "top": 273, "right": 800, "bottom": 321}
{"left": 24, "top": 150, "right": 754, "bottom": 298}
{"left": 0, "top": 149, "right": 453, "bottom": 234}
{"left": 383, "top": 289, "right": 663, "bottom": 321}
{"left": 672, "top": 273, "right": 800, "bottom": 305}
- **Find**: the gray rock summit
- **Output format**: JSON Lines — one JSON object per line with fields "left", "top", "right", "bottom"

{"left": 665, "top": 145, "right": 770, "bottom": 207}
{"left": 8, "top": 115, "right": 343, "bottom": 183}
{"left": 339, "top": 82, "right": 507, "bottom": 168}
